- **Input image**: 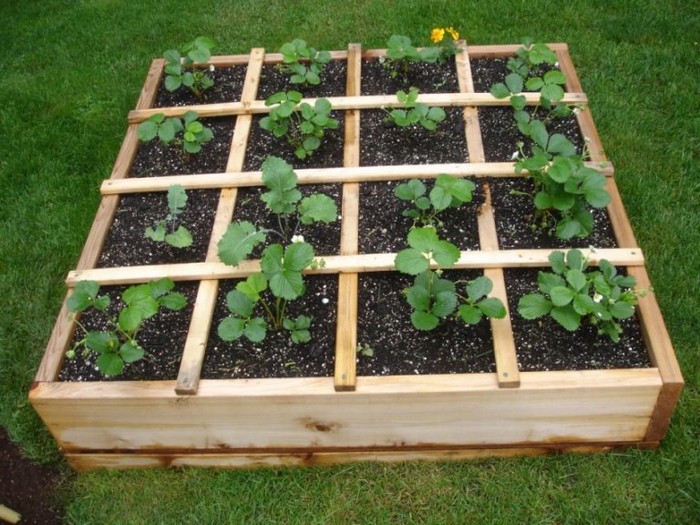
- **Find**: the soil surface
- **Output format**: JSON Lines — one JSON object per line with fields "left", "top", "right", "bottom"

{"left": 59, "top": 282, "right": 198, "bottom": 381}
{"left": 130, "top": 116, "right": 236, "bottom": 177}
{"left": 358, "top": 178, "right": 483, "bottom": 254}
{"left": 256, "top": 61, "right": 348, "bottom": 100}
{"left": 202, "top": 275, "right": 338, "bottom": 379}
{"left": 0, "top": 427, "right": 64, "bottom": 525}
{"left": 504, "top": 268, "right": 651, "bottom": 370}
{"left": 154, "top": 65, "right": 247, "bottom": 106}
{"left": 357, "top": 271, "right": 496, "bottom": 375}
{"left": 360, "top": 59, "right": 460, "bottom": 95}
{"left": 98, "top": 189, "right": 219, "bottom": 267}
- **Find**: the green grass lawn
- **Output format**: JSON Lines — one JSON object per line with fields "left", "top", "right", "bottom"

{"left": 1, "top": 0, "right": 698, "bottom": 522}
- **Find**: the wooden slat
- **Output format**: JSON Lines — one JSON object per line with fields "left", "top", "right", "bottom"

{"left": 175, "top": 48, "right": 265, "bottom": 395}
{"left": 627, "top": 266, "right": 684, "bottom": 442}
{"left": 33, "top": 293, "right": 77, "bottom": 382}
{"left": 460, "top": 43, "right": 520, "bottom": 389}
{"left": 66, "top": 248, "right": 647, "bottom": 286}
{"left": 127, "top": 92, "right": 588, "bottom": 122}
{"left": 135, "top": 59, "right": 165, "bottom": 110}
{"left": 101, "top": 161, "right": 615, "bottom": 194}
{"left": 335, "top": 43, "right": 362, "bottom": 392}
{"left": 605, "top": 177, "right": 639, "bottom": 248}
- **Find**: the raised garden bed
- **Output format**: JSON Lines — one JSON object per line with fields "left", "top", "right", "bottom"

{"left": 29, "top": 43, "right": 683, "bottom": 470}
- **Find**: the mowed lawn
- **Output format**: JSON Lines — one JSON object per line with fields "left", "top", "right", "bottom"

{"left": 0, "top": 0, "right": 698, "bottom": 523}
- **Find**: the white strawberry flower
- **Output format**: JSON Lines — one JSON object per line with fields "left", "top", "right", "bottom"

{"left": 593, "top": 293, "right": 603, "bottom": 303}
{"left": 291, "top": 234, "right": 305, "bottom": 244}
{"left": 209, "top": 64, "right": 215, "bottom": 72}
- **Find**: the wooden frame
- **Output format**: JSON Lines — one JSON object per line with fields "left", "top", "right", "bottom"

{"left": 29, "top": 43, "right": 683, "bottom": 470}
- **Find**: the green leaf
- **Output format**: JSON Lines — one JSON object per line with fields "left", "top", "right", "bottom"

{"left": 537, "top": 272, "right": 565, "bottom": 294}
{"left": 518, "top": 293, "right": 552, "bottom": 319}
{"left": 426, "top": 106, "right": 446, "bottom": 122}
{"left": 573, "top": 293, "right": 595, "bottom": 315}
{"left": 585, "top": 187, "right": 611, "bottom": 208}
{"left": 533, "top": 191, "right": 553, "bottom": 210}
{"left": 137, "top": 120, "right": 159, "bottom": 142}
{"left": 510, "top": 95, "right": 527, "bottom": 111}
{"left": 226, "top": 290, "right": 256, "bottom": 317}
{"left": 218, "top": 317, "right": 246, "bottom": 342}
{"left": 236, "top": 273, "right": 268, "bottom": 302}
{"left": 544, "top": 70, "right": 566, "bottom": 85}
{"left": 548, "top": 156, "right": 575, "bottom": 183}
{"left": 395, "top": 248, "right": 429, "bottom": 275}
{"left": 551, "top": 305, "right": 581, "bottom": 331}
{"left": 478, "top": 297, "right": 507, "bottom": 319}
{"left": 490, "top": 83, "right": 510, "bottom": 99}
{"left": 163, "top": 49, "right": 181, "bottom": 65}
{"left": 158, "top": 292, "right": 187, "bottom": 311}
{"left": 67, "top": 281, "right": 101, "bottom": 312}
{"left": 94, "top": 295, "right": 110, "bottom": 311}
{"left": 283, "top": 242, "right": 315, "bottom": 271}
{"left": 566, "top": 269, "right": 587, "bottom": 291}
{"left": 411, "top": 311, "right": 439, "bottom": 331}
{"left": 165, "top": 226, "right": 193, "bottom": 248}
{"left": 298, "top": 194, "right": 337, "bottom": 224}
{"left": 148, "top": 277, "right": 175, "bottom": 298}
{"left": 217, "top": 221, "right": 267, "bottom": 267}
{"left": 244, "top": 318, "right": 267, "bottom": 342}
{"left": 466, "top": 276, "right": 492, "bottom": 302}
{"left": 547, "top": 134, "right": 576, "bottom": 156}
{"left": 85, "top": 331, "right": 119, "bottom": 354}
{"left": 505, "top": 73, "right": 523, "bottom": 94}
{"left": 556, "top": 218, "right": 582, "bottom": 240}
{"left": 145, "top": 224, "right": 166, "bottom": 242}
{"left": 406, "top": 284, "right": 431, "bottom": 311}
{"left": 97, "top": 352, "right": 124, "bottom": 377}
{"left": 119, "top": 342, "right": 145, "bottom": 364}
{"left": 550, "top": 285, "right": 575, "bottom": 307}
{"left": 119, "top": 301, "right": 158, "bottom": 334}
{"left": 164, "top": 75, "right": 182, "bottom": 92}
{"left": 541, "top": 83, "right": 564, "bottom": 103}
{"left": 610, "top": 301, "right": 635, "bottom": 319}
{"left": 525, "top": 77, "right": 544, "bottom": 91}
{"left": 527, "top": 120, "right": 549, "bottom": 149}
{"left": 395, "top": 179, "right": 426, "bottom": 201}
{"left": 549, "top": 251, "right": 567, "bottom": 274}
{"left": 432, "top": 290, "right": 457, "bottom": 318}
{"left": 458, "top": 304, "right": 482, "bottom": 325}
{"left": 566, "top": 249, "right": 586, "bottom": 271}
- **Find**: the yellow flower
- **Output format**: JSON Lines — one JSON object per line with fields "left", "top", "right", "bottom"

{"left": 431, "top": 28, "right": 445, "bottom": 43}
{"left": 446, "top": 27, "right": 459, "bottom": 40}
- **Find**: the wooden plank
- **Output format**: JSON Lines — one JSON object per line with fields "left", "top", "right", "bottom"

{"left": 99, "top": 162, "right": 616, "bottom": 195}
{"left": 175, "top": 280, "right": 218, "bottom": 395}
{"left": 334, "top": 273, "right": 358, "bottom": 391}
{"left": 135, "top": 59, "right": 165, "bottom": 110}
{"left": 127, "top": 92, "right": 588, "bottom": 122}
{"left": 334, "top": 43, "right": 362, "bottom": 392}
{"left": 74, "top": 194, "right": 120, "bottom": 271}
{"left": 627, "top": 266, "right": 684, "bottom": 442}
{"left": 466, "top": 42, "right": 569, "bottom": 59}
{"left": 29, "top": 368, "right": 660, "bottom": 453}
{"left": 605, "top": 177, "right": 639, "bottom": 248}
{"left": 174, "top": 49, "right": 265, "bottom": 396}
{"left": 67, "top": 441, "right": 661, "bottom": 470}
{"left": 33, "top": 292, "right": 76, "bottom": 382}
{"left": 65, "top": 248, "right": 647, "bottom": 286}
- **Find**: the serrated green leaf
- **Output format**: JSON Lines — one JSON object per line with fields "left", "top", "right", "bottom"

{"left": 548, "top": 251, "right": 567, "bottom": 274}
{"left": 573, "top": 293, "right": 595, "bottom": 315}
{"left": 466, "top": 276, "right": 493, "bottom": 302}
{"left": 518, "top": 293, "right": 552, "bottom": 319}
{"left": 226, "top": 290, "right": 256, "bottom": 317}
{"left": 458, "top": 304, "right": 482, "bottom": 325}
{"left": 566, "top": 269, "right": 587, "bottom": 291}
{"left": 411, "top": 311, "right": 439, "bottom": 331}
{"left": 490, "top": 83, "right": 510, "bottom": 99}
{"left": 585, "top": 187, "right": 611, "bottom": 208}
{"left": 432, "top": 290, "right": 457, "bottom": 318}
{"left": 218, "top": 317, "right": 246, "bottom": 342}
{"left": 217, "top": 221, "right": 267, "bottom": 267}
{"left": 137, "top": 120, "right": 159, "bottom": 142}
{"left": 145, "top": 224, "right": 166, "bottom": 242}
{"left": 299, "top": 194, "right": 338, "bottom": 225}
{"left": 406, "top": 284, "right": 431, "bottom": 311}
{"left": 85, "top": 331, "right": 119, "bottom": 354}
{"left": 551, "top": 305, "right": 581, "bottom": 331}
{"left": 541, "top": 83, "right": 564, "bottom": 103}
{"left": 97, "top": 352, "right": 124, "bottom": 377}
{"left": 505, "top": 73, "right": 524, "bottom": 94}
{"left": 533, "top": 191, "right": 552, "bottom": 210}
{"left": 148, "top": 277, "right": 174, "bottom": 298}
{"left": 164, "top": 75, "right": 182, "bottom": 92}
{"left": 395, "top": 179, "right": 426, "bottom": 201}
{"left": 244, "top": 318, "right": 267, "bottom": 342}
{"left": 547, "top": 134, "right": 576, "bottom": 156}
{"left": 119, "top": 342, "right": 145, "bottom": 364}
{"left": 165, "top": 226, "right": 193, "bottom": 248}
{"left": 236, "top": 273, "right": 267, "bottom": 302}
{"left": 525, "top": 76, "right": 544, "bottom": 91}
{"left": 158, "top": 292, "right": 187, "bottom": 311}
{"left": 550, "top": 285, "right": 575, "bottom": 307}
{"left": 537, "top": 271, "right": 565, "bottom": 294}
{"left": 478, "top": 297, "right": 507, "bottom": 319}
{"left": 67, "top": 281, "right": 101, "bottom": 312}
{"left": 610, "top": 301, "right": 635, "bottom": 319}
{"left": 395, "top": 248, "right": 429, "bottom": 275}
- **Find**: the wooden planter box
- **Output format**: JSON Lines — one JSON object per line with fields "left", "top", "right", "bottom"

{"left": 29, "top": 43, "right": 683, "bottom": 470}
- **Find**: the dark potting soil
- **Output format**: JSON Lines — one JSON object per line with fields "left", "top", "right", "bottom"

{"left": 130, "top": 117, "right": 235, "bottom": 177}
{"left": 243, "top": 113, "right": 345, "bottom": 171}
{"left": 488, "top": 178, "right": 618, "bottom": 249}
{"left": 470, "top": 57, "right": 560, "bottom": 94}
{"left": 504, "top": 268, "right": 652, "bottom": 371}
{"left": 59, "top": 282, "right": 198, "bottom": 382}
{"left": 201, "top": 275, "right": 338, "bottom": 379}
{"left": 256, "top": 60, "right": 348, "bottom": 100}
{"left": 360, "top": 108, "right": 468, "bottom": 166}
{"left": 232, "top": 184, "right": 342, "bottom": 257}
{"left": 98, "top": 189, "right": 219, "bottom": 267}
{"left": 154, "top": 65, "right": 247, "bottom": 107}
{"left": 358, "top": 178, "right": 483, "bottom": 254}
{"left": 478, "top": 106, "right": 585, "bottom": 162}
{"left": 360, "top": 59, "right": 460, "bottom": 95}
{"left": 0, "top": 427, "right": 65, "bottom": 525}
{"left": 357, "top": 271, "right": 496, "bottom": 375}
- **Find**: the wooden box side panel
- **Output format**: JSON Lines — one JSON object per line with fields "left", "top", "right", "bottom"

{"left": 31, "top": 372, "right": 661, "bottom": 452}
